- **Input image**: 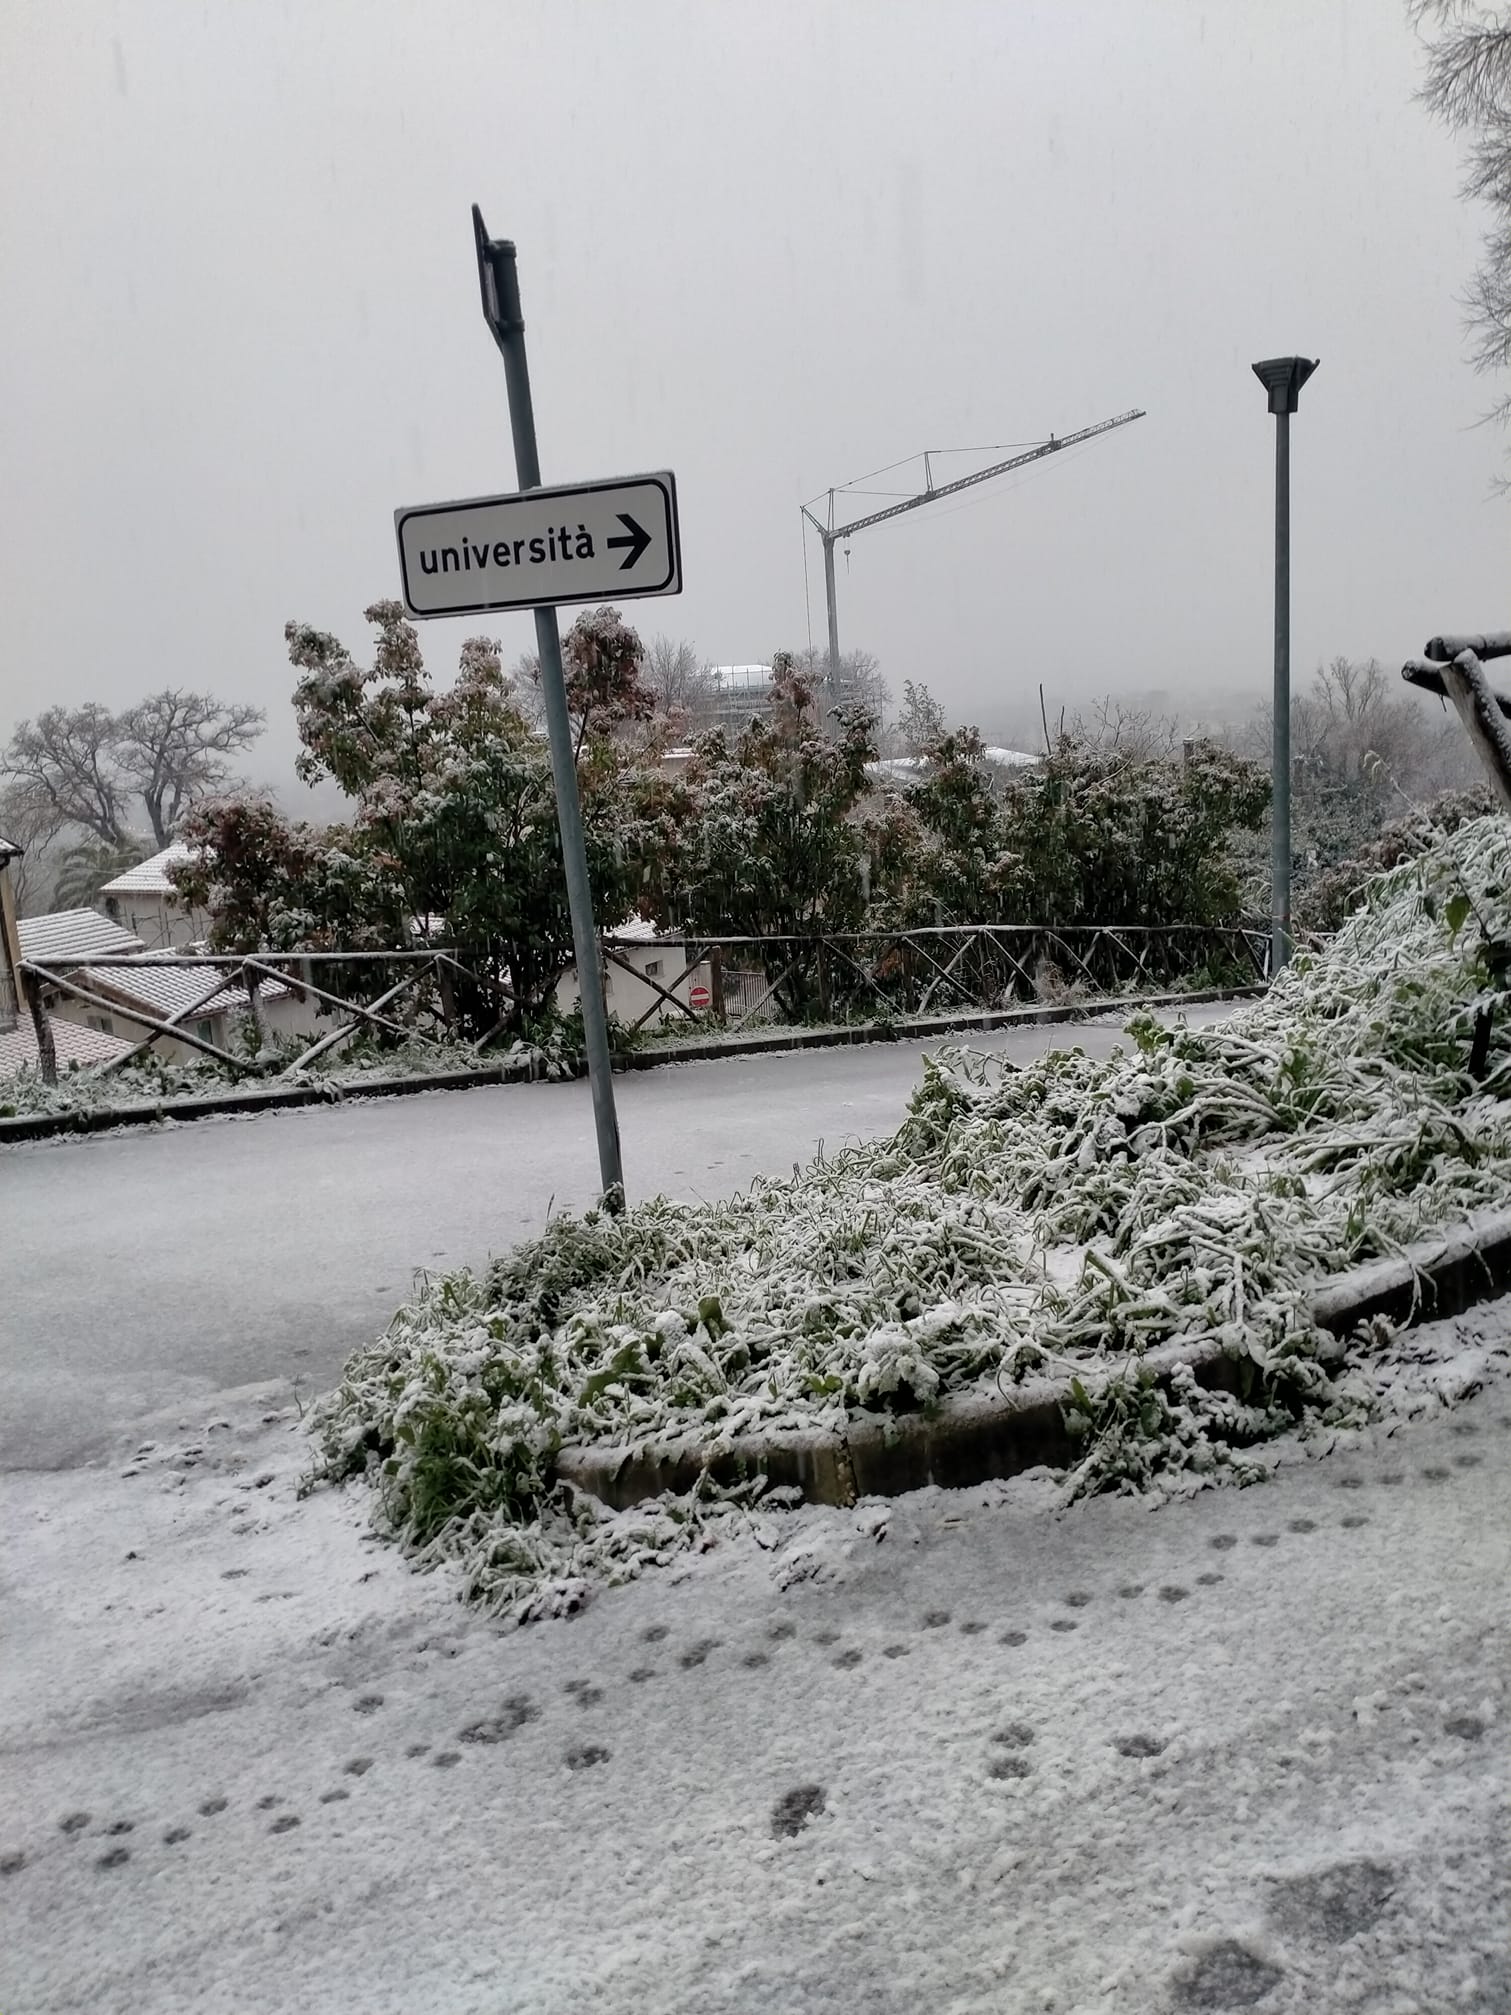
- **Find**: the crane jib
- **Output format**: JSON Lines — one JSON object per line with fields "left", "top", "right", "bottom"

{"left": 815, "top": 408, "right": 1146, "bottom": 545}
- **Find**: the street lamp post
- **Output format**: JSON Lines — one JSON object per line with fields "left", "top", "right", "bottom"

{"left": 1251, "top": 355, "right": 1318, "bottom": 975}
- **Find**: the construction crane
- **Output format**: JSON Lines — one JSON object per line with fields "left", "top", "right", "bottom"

{"left": 800, "top": 407, "right": 1146, "bottom": 692}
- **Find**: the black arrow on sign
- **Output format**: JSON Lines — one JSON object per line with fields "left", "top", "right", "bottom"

{"left": 605, "top": 512, "right": 651, "bottom": 571}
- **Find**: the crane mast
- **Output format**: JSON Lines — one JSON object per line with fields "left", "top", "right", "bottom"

{"left": 800, "top": 407, "right": 1146, "bottom": 693}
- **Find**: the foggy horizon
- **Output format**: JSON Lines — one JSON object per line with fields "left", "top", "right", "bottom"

{"left": 4, "top": 0, "right": 1508, "bottom": 803}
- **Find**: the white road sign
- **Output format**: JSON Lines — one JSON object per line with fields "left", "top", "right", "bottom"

{"left": 394, "top": 471, "right": 680, "bottom": 619}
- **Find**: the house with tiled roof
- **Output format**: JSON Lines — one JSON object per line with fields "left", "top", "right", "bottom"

{"left": 0, "top": 848, "right": 136, "bottom": 1077}
{"left": 11, "top": 897, "right": 316, "bottom": 1072}
{"left": 98, "top": 843, "right": 209, "bottom": 951}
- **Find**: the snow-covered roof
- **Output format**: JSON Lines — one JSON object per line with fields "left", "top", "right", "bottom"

{"left": 865, "top": 747, "right": 1043, "bottom": 789}
{"left": 98, "top": 843, "right": 195, "bottom": 898}
{"left": 0, "top": 1014, "right": 133, "bottom": 1080}
{"left": 605, "top": 917, "right": 662, "bottom": 943}
{"left": 77, "top": 956, "right": 290, "bottom": 1024}
{"left": 17, "top": 910, "right": 145, "bottom": 965}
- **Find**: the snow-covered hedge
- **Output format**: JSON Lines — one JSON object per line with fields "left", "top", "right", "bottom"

{"left": 311, "top": 817, "right": 1511, "bottom": 1614}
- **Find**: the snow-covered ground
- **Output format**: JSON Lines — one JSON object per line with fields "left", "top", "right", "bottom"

{"left": 3, "top": 1312, "right": 1507, "bottom": 2015}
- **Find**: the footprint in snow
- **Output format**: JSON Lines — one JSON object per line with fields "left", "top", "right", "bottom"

{"left": 565, "top": 1745, "right": 610, "bottom": 1772}
{"left": 1268, "top": 1859, "right": 1395, "bottom": 1944}
{"left": 1443, "top": 1714, "right": 1485, "bottom": 1741}
{"left": 459, "top": 1695, "right": 540, "bottom": 1744}
{"left": 1113, "top": 1733, "right": 1166, "bottom": 1758}
{"left": 679, "top": 1639, "right": 720, "bottom": 1669}
{"left": 1158, "top": 1585, "right": 1190, "bottom": 1604}
{"left": 988, "top": 1753, "right": 1032, "bottom": 1780}
{"left": 770, "top": 1785, "right": 825, "bottom": 1838}
{"left": 1172, "top": 1941, "right": 1284, "bottom": 2009}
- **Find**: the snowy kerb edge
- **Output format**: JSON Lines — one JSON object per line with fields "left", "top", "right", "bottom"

{"left": 557, "top": 1205, "right": 1511, "bottom": 1511}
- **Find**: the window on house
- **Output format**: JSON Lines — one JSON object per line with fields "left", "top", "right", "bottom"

{"left": 194, "top": 1019, "right": 215, "bottom": 1044}
{"left": 86, "top": 1014, "right": 114, "bottom": 1035}
{"left": 644, "top": 959, "right": 662, "bottom": 979}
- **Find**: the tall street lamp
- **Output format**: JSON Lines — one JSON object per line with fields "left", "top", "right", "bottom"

{"left": 1252, "top": 355, "right": 1318, "bottom": 974}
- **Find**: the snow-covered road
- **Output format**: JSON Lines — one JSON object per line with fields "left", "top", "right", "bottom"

{"left": 0, "top": 1011, "right": 1227, "bottom": 1470}
{"left": 2, "top": 1348, "right": 1506, "bottom": 2015}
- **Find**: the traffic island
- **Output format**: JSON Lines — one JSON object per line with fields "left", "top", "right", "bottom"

{"left": 558, "top": 1207, "right": 1511, "bottom": 1513}
{"left": 304, "top": 819, "right": 1511, "bottom": 1617}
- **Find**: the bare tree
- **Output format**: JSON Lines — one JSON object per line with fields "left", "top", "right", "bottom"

{"left": 643, "top": 634, "right": 713, "bottom": 724}
{"left": 2, "top": 704, "right": 133, "bottom": 846}
{"left": 1414, "top": 3, "right": 1511, "bottom": 441}
{"left": 0, "top": 783, "right": 64, "bottom": 915}
{"left": 3, "top": 690, "right": 267, "bottom": 869}
{"left": 792, "top": 646, "right": 889, "bottom": 725}
{"left": 116, "top": 689, "right": 266, "bottom": 847}
{"left": 1068, "top": 695, "right": 1181, "bottom": 760}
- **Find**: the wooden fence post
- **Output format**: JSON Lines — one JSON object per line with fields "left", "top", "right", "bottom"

{"left": 709, "top": 943, "right": 726, "bottom": 1024}
{"left": 27, "top": 978, "right": 57, "bottom": 1085}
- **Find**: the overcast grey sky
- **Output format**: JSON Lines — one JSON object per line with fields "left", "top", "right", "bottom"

{"left": 2, "top": 0, "right": 1505, "bottom": 785}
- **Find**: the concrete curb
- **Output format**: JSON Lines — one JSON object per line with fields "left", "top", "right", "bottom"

{"left": 0, "top": 1060, "right": 533, "bottom": 1145}
{"left": 556, "top": 1209, "right": 1511, "bottom": 1513}
{"left": 0, "top": 985, "right": 1260, "bottom": 1149}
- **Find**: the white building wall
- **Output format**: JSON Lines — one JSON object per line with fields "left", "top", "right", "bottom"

{"left": 555, "top": 941, "right": 714, "bottom": 1030}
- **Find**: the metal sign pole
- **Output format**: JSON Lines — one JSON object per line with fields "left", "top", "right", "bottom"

{"left": 473, "top": 208, "right": 624, "bottom": 1209}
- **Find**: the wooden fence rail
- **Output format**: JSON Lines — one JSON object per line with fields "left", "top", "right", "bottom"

{"left": 18, "top": 921, "right": 1268, "bottom": 1085}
